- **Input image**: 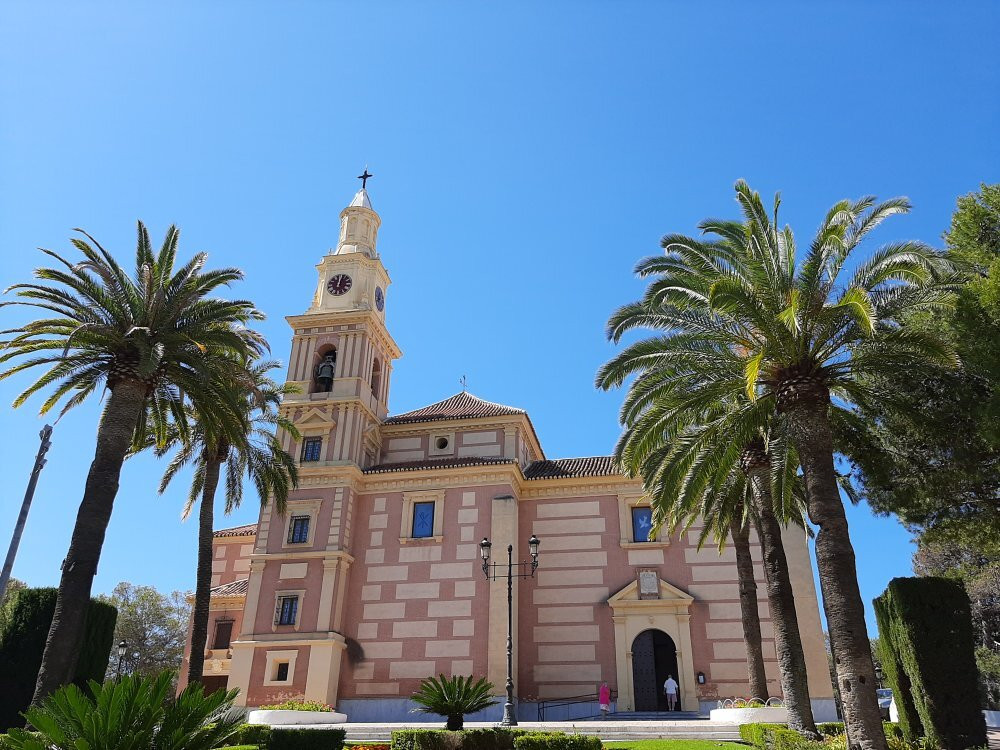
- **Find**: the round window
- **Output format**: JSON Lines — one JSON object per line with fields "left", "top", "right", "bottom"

{"left": 435, "top": 437, "right": 449, "bottom": 450}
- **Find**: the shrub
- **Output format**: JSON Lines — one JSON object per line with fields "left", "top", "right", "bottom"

{"left": 738, "top": 723, "right": 781, "bottom": 748}
{"left": 269, "top": 728, "right": 347, "bottom": 750}
{"left": 875, "top": 577, "right": 987, "bottom": 749}
{"left": 882, "top": 722, "right": 903, "bottom": 740}
{"left": 0, "top": 588, "right": 118, "bottom": 730}
{"left": 873, "top": 594, "right": 923, "bottom": 743}
{"left": 2, "top": 670, "right": 241, "bottom": 750}
{"left": 816, "top": 723, "right": 845, "bottom": 737}
{"left": 410, "top": 675, "right": 498, "bottom": 731}
{"left": 231, "top": 723, "right": 272, "bottom": 749}
{"left": 513, "top": 733, "right": 601, "bottom": 750}
{"left": 260, "top": 700, "right": 337, "bottom": 712}
{"left": 72, "top": 599, "right": 118, "bottom": 687}
{"left": 390, "top": 729, "right": 520, "bottom": 750}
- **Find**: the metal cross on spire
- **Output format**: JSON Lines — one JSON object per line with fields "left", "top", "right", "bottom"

{"left": 357, "top": 168, "right": 373, "bottom": 189}
{"left": 459, "top": 375, "right": 468, "bottom": 392}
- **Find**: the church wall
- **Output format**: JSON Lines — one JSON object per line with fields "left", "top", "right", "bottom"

{"left": 337, "top": 483, "right": 513, "bottom": 700}
{"left": 380, "top": 428, "right": 505, "bottom": 464}
{"left": 211, "top": 535, "right": 255, "bottom": 588}
{"left": 245, "top": 644, "right": 312, "bottom": 705}
{"left": 515, "top": 492, "right": 787, "bottom": 707}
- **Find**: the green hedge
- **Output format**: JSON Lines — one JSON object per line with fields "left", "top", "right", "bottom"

{"left": 513, "top": 733, "right": 600, "bottom": 750}
{"left": 875, "top": 577, "right": 987, "bottom": 750}
{"left": 739, "top": 723, "right": 904, "bottom": 750}
{"left": 72, "top": 598, "right": 118, "bottom": 688}
{"left": 873, "top": 593, "right": 923, "bottom": 742}
{"left": 815, "top": 723, "right": 845, "bottom": 737}
{"left": 231, "top": 724, "right": 273, "bottom": 749}
{"left": 0, "top": 588, "right": 118, "bottom": 731}
{"left": 392, "top": 729, "right": 521, "bottom": 750}
{"left": 389, "top": 731, "right": 598, "bottom": 750}
{"left": 268, "top": 728, "right": 346, "bottom": 750}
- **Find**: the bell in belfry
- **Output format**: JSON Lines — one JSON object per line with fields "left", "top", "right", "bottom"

{"left": 315, "top": 353, "right": 336, "bottom": 392}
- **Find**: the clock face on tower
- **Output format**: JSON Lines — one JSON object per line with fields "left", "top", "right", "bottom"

{"left": 327, "top": 274, "right": 352, "bottom": 296}
{"left": 375, "top": 287, "right": 385, "bottom": 311}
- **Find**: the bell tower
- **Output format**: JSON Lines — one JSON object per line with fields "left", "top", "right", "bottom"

{"left": 280, "top": 176, "right": 401, "bottom": 468}
{"left": 229, "top": 176, "right": 402, "bottom": 709}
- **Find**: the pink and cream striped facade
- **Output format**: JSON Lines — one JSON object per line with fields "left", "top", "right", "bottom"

{"left": 179, "top": 187, "right": 835, "bottom": 720}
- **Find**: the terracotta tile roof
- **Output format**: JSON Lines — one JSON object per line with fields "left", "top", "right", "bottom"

{"left": 210, "top": 578, "right": 249, "bottom": 598}
{"left": 385, "top": 391, "right": 526, "bottom": 425}
{"left": 213, "top": 523, "right": 257, "bottom": 538}
{"left": 524, "top": 456, "right": 620, "bottom": 480}
{"left": 364, "top": 456, "right": 518, "bottom": 474}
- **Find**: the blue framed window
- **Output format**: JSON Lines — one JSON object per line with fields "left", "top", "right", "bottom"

{"left": 276, "top": 595, "right": 298, "bottom": 626}
{"left": 632, "top": 506, "right": 654, "bottom": 543}
{"left": 411, "top": 501, "right": 435, "bottom": 539}
{"left": 287, "top": 516, "right": 310, "bottom": 544}
{"left": 301, "top": 438, "right": 322, "bottom": 462}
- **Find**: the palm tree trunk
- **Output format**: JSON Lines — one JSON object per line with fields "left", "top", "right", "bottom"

{"left": 782, "top": 396, "right": 886, "bottom": 750}
{"left": 187, "top": 455, "right": 223, "bottom": 686}
{"left": 32, "top": 380, "right": 148, "bottom": 703}
{"left": 751, "top": 475, "right": 819, "bottom": 738}
{"left": 730, "top": 518, "right": 769, "bottom": 701}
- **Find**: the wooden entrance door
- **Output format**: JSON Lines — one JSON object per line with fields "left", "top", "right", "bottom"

{"left": 631, "top": 629, "right": 680, "bottom": 711}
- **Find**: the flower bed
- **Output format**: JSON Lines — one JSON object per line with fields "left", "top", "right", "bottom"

{"left": 248, "top": 701, "right": 347, "bottom": 725}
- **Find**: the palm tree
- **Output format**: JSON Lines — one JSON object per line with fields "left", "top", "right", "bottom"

{"left": 0, "top": 222, "right": 265, "bottom": 701}
{"left": 599, "top": 182, "right": 956, "bottom": 750}
{"left": 601, "top": 370, "right": 818, "bottom": 734}
{"left": 154, "top": 357, "right": 298, "bottom": 685}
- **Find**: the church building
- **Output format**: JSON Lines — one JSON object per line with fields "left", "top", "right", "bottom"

{"left": 179, "top": 182, "right": 835, "bottom": 721}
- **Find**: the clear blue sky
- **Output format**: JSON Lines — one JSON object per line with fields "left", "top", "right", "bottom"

{"left": 1, "top": 2, "right": 997, "bottom": 637}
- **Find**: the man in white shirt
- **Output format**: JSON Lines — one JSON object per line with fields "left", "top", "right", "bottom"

{"left": 663, "top": 675, "right": 679, "bottom": 711}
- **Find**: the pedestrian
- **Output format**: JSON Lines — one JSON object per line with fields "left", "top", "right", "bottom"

{"left": 599, "top": 681, "right": 611, "bottom": 719}
{"left": 663, "top": 675, "right": 678, "bottom": 711}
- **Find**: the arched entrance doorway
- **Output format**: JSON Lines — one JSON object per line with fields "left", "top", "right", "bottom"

{"left": 631, "top": 629, "right": 680, "bottom": 711}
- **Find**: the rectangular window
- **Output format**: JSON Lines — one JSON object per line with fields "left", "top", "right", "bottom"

{"left": 411, "top": 501, "right": 435, "bottom": 539}
{"left": 276, "top": 595, "right": 298, "bottom": 626}
{"left": 274, "top": 661, "right": 289, "bottom": 681}
{"left": 287, "top": 516, "right": 310, "bottom": 544}
{"left": 212, "top": 620, "right": 234, "bottom": 650}
{"left": 632, "top": 506, "right": 653, "bottom": 543}
{"left": 301, "top": 438, "right": 322, "bottom": 462}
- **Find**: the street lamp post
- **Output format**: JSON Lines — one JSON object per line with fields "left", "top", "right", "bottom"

{"left": 480, "top": 534, "right": 540, "bottom": 727}
{"left": 0, "top": 425, "right": 53, "bottom": 603}
{"left": 117, "top": 640, "right": 128, "bottom": 679}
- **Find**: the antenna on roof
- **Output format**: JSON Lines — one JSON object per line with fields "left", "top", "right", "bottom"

{"left": 459, "top": 375, "right": 468, "bottom": 392}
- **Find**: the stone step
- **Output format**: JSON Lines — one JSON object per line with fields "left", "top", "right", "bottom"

{"left": 338, "top": 721, "right": 743, "bottom": 744}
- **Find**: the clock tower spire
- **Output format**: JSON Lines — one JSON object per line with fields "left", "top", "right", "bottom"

{"left": 283, "top": 178, "right": 401, "bottom": 466}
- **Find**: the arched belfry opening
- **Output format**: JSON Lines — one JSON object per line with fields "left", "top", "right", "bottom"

{"left": 370, "top": 358, "right": 382, "bottom": 399}
{"left": 630, "top": 629, "right": 680, "bottom": 712}
{"left": 313, "top": 345, "right": 337, "bottom": 393}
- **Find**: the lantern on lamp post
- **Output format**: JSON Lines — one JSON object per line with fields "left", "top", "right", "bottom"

{"left": 480, "top": 533, "right": 540, "bottom": 726}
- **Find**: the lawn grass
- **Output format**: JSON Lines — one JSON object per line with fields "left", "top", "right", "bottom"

{"left": 604, "top": 741, "right": 739, "bottom": 749}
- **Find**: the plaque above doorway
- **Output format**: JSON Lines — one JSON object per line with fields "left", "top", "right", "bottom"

{"left": 638, "top": 569, "right": 660, "bottom": 599}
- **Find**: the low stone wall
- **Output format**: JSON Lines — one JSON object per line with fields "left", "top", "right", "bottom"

{"left": 709, "top": 706, "right": 789, "bottom": 724}
{"left": 247, "top": 709, "right": 348, "bottom": 725}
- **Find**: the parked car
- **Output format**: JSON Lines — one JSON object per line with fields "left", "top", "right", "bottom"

{"left": 877, "top": 688, "right": 893, "bottom": 719}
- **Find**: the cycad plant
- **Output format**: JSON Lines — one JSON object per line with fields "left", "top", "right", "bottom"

{"left": 0, "top": 222, "right": 265, "bottom": 701}
{"left": 153, "top": 356, "right": 299, "bottom": 685}
{"left": 4, "top": 670, "right": 242, "bottom": 750}
{"left": 411, "top": 674, "right": 497, "bottom": 730}
{"left": 598, "top": 181, "right": 956, "bottom": 750}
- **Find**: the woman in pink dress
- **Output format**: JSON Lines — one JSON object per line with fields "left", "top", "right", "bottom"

{"left": 599, "top": 681, "right": 612, "bottom": 719}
